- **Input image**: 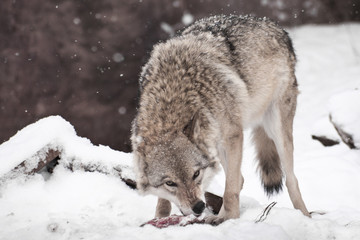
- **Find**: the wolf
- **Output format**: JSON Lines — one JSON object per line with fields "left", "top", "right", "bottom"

{"left": 131, "top": 15, "right": 310, "bottom": 225}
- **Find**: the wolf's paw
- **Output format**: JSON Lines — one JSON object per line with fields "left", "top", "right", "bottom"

{"left": 310, "top": 210, "right": 326, "bottom": 217}
{"left": 204, "top": 214, "right": 225, "bottom": 226}
{"left": 204, "top": 207, "right": 240, "bottom": 226}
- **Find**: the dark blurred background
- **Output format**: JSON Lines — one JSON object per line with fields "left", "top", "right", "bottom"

{"left": 1, "top": 0, "right": 359, "bottom": 152}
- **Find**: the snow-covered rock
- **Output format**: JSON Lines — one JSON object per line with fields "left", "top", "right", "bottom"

{"left": 311, "top": 116, "right": 340, "bottom": 147}
{"left": 328, "top": 89, "right": 360, "bottom": 149}
{"left": 0, "top": 115, "right": 134, "bottom": 182}
{"left": 311, "top": 89, "right": 360, "bottom": 149}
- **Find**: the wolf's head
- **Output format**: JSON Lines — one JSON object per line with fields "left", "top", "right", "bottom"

{"left": 133, "top": 133, "right": 219, "bottom": 216}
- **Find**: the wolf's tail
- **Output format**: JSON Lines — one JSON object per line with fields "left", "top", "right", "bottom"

{"left": 252, "top": 127, "right": 283, "bottom": 196}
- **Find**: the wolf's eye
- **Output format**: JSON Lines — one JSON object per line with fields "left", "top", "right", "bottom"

{"left": 165, "top": 181, "right": 177, "bottom": 187}
{"left": 193, "top": 170, "right": 200, "bottom": 180}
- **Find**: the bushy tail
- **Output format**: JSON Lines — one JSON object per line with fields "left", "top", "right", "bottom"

{"left": 252, "top": 127, "right": 283, "bottom": 196}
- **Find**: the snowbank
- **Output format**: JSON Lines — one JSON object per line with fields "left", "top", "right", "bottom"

{"left": 1, "top": 23, "right": 360, "bottom": 239}
{"left": 310, "top": 89, "right": 360, "bottom": 148}
{"left": 0, "top": 116, "right": 134, "bottom": 180}
{"left": 329, "top": 89, "right": 360, "bottom": 149}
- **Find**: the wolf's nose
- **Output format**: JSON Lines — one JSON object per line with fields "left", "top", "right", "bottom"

{"left": 192, "top": 201, "right": 205, "bottom": 215}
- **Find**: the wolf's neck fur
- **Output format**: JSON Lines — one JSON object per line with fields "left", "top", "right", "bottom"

{"left": 136, "top": 34, "right": 233, "bottom": 145}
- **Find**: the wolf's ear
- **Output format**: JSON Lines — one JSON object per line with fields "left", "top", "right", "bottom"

{"left": 183, "top": 111, "right": 219, "bottom": 162}
{"left": 183, "top": 112, "right": 201, "bottom": 142}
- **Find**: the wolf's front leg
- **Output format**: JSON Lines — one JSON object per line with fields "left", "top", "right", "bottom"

{"left": 155, "top": 198, "right": 172, "bottom": 218}
{"left": 205, "top": 131, "right": 244, "bottom": 225}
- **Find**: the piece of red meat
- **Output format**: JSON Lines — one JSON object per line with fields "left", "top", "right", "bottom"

{"left": 140, "top": 192, "right": 222, "bottom": 228}
{"left": 141, "top": 215, "right": 205, "bottom": 228}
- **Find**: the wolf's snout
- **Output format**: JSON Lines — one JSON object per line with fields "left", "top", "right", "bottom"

{"left": 192, "top": 201, "right": 205, "bottom": 215}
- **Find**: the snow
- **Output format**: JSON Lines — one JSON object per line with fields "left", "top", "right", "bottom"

{"left": 112, "top": 53, "right": 125, "bottom": 63}
{"left": 0, "top": 116, "right": 134, "bottom": 182}
{"left": 1, "top": 23, "right": 360, "bottom": 239}
{"left": 311, "top": 116, "right": 341, "bottom": 142}
{"left": 160, "top": 22, "right": 175, "bottom": 37}
{"left": 328, "top": 89, "right": 360, "bottom": 148}
{"left": 0, "top": 116, "right": 75, "bottom": 176}
{"left": 182, "top": 12, "right": 194, "bottom": 26}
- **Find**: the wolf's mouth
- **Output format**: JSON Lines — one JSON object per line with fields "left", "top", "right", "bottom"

{"left": 180, "top": 209, "right": 187, "bottom": 216}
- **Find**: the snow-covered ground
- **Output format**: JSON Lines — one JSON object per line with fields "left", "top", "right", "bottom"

{"left": 1, "top": 23, "right": 360, "bottom": 240}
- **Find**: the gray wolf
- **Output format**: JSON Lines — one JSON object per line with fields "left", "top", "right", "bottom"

{"left": 131, "top": 15, "right": 310, "bottom": 225}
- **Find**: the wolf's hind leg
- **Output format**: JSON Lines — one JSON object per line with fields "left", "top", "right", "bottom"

{"left": 263, "top": 93, "right": 310, "bottom": 217}
{"left": 252, "top": 126, "right": 283, "bottom": 196}
{"left": 155, "top": 198, "right": 172, "bottom": 218}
